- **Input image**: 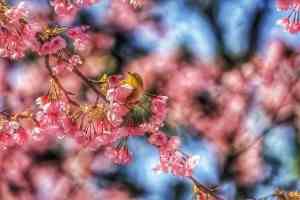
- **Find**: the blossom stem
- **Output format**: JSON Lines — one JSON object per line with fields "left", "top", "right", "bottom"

{"left": 44, "top": 56, "right": 80, "bottom": 107}
{"left": 190, "top": 176, "right": 224, "bottom": 200}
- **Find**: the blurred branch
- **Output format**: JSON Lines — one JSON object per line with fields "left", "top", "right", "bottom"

{"left": 233, "top": 118, "right": 292, "bottom": 158}
{"left": 233, "top": 79, "right": 299, "bottom": 158}
{"left": 203, "top": 1, "right": 267, "bottom": 68}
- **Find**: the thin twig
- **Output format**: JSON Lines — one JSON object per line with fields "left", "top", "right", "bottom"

{"left": 71, "top": 67, "right": 107, "bottom": 102}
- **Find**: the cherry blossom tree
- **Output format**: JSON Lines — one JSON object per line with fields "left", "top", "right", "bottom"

{"left": 1, "top": 0, "right": 300, "bottom": 199}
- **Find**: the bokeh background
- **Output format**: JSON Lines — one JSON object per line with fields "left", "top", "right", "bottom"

{"left": 2, "top": 0, "right": 300, "bottom": 199}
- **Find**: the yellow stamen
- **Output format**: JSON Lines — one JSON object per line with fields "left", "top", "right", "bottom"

{"left": 48, "top": 79, "right": 62, "bottom": 101}
{"left": 79, "top": 104, "right": 106, "bottom": 122}
{"left": 38, "top": 26, "right": 66, "bottom": 42}
{"left": 275, "top": 189, "right": 300, "bottom": 200}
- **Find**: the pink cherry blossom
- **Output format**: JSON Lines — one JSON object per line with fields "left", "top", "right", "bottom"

{"left": 75, "top": 0, "right": 99, "bottom": 7}
{"left": 155, "top": 149, "right": 199, "bottom": 177}
{"left": 50, "top": 0, "right": 99, "bottom": 18}
{"left": 276, "top": 0, "right": 291, "bottom": 11}
{"left": 0, "top": 131, "right": 12, "bottom": 150}
{"left": 67, "top": 26, "right": 92, "bottom": 52}
{"left": 50, "top": 0, "right": 79, "bottom": 18}
{"left": 107, "top": 102, "right": 130, "bottom": 126}
{"left": 148, "top": 131, "right": 168, "bottom": 147}
{"left": 276, "top": 0, "right": 300, "bottom": 33}
{"left": 39, "top": 36, "right": 67, "bottom": 55}
{"left": 277, "top": 17, "right": 300, "bottom": 33}
{"left": 68, "top": 55, "right": 83, "bottom": 67}
{"left": 109, "top": 85, "right": 134, "bottom": 103}
{"left": 11, "top": 127, "right": 29, "bottom": 145}
{"left": 148, "top": 95, "right": 168, "bottom": 128}
{"left": 105, "top": 146, "right": 132, "bottom": 165}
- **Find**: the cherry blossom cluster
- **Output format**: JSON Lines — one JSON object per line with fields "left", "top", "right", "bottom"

{"left": 37, "top": 26, "right": 91, "bottom": 57}
{"left": 276, "top": 0, "right": 300, "bottom": 33}
{"left": 149, "top": 132, "right": 200, "bottom": 177}
{"left": 0, "top": 141, "right": 134, "bottom": 199}
{"left": 0, "top": 0, "right": 147, "bottom": 60}
{"left": 0, "top": 0, "right": 218, "bottom": 199}
{"left": 0, "top": 0, "right": 201, "bottom": 183}
{"left": 2, "top": 0, "right": 299, "bottom": 199}
{"left": 0, "top": 115, "right": 29, "bottom": 149}
{"left": 0, "top": 71, "right": 199, "bottom": 178}
{"left": 0, "top": 0, "right": 107, "bottom": 60}
{"left": 0, "top": 3, "right": 92, "bottom": 60}
{"left": 0, "top": 1, "right": 37, "bottom": 59}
